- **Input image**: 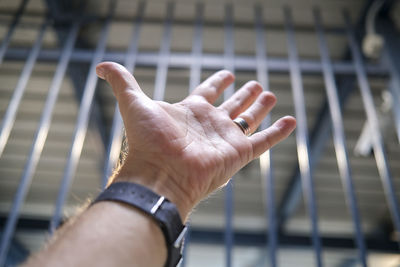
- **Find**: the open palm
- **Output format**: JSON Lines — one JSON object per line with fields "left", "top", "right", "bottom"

{"left": 96, "top": 62, "right": 296, "bottom": 219}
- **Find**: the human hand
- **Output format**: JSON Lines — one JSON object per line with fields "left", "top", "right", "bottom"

{"left": 96, "top": 62, "right": 296, "bottom": 221}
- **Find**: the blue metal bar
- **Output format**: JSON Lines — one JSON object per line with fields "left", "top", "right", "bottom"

{"left": 153, "top": 2, "right": 174, "bottom": 101}
{"left": 224, "top": 4, "right": 234, "bottom": 267}
{"left": 0, "top": 20, "right": 79, "bottom": 265}
{"left": 189, "top": 228, "right": 400, "bottom": 252}
{"left": 223, "top": 4, "right": 235, "bottom": 98}
{"left": 0, "top": 0, "right": 28, "bottom": 65}
{"left": 181, "top": 5, "right": 204, "bottom": 266}
{"left": 267, "top": 0, "right": 381, "bottom": 228}
{"left": 0, "top": 8, "right": 349, "bottom": 35}
{"left": 22, "top": 20, "right": 79, "bottom": 208}
{"left": 388, "top": 79, "right": 400, "bottom": 143}
{"left": 2, "top": 235, "right": 29, "bottom": 266}
{"left": 313, "top": 8, "right": 367, "bottom": 266}
{"left": 189, "top": 3, "right": 204, "bottom": 92}
{"left": 377, "top": 16, "right": 400, "bottom": 144}
{"left": 102, "top": 1, "right": 146, "bottom": 189}
{"left": 0, "top": 17, "right": 50, "bottom": 158}
{"left": 0, "top": 17, "right": 50, "bottom": 266}
{"left": 283, "top": 7, "right": 323, "bottom": 267}
{"left": 3, "top": 48, "right": 389, "bottom": 76}
{"left": 277, "top": 77, "right": 355, "bottom": 232}
{"left": 3, "top": 215, "right": 400, "bottom": 253}
{"left": 49, "top": 1, "right": 116, "bottom": 232}
{"left": 224, "top": 181, "right": 234, "bottom": 267}
{"left": 254, "top": 5, "right": 277, "bottom": 267}
{"left": 45, "top": 0, "right": 108, "bottom": 163}
{"left": 180, "top": 221, "right": 191, "bottom": 267}
{"left": 254, "top": 6, "right": 270, "bottom": 92}
{"left": 344, "top": 10, "right": 400, "bottom": 245}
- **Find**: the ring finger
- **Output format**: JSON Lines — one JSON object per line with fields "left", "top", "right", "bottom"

{"left": 235, "top": 91, "right": 277, "bottom": 134}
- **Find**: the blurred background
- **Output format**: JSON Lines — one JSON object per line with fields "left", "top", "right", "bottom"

{"left": 0, "top": 0, "right": 399, "bottom": 266}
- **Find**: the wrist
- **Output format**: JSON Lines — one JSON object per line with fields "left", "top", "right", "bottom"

{"left": 112, "top": 157, "right": 193, "bottom": 221}
{"left": 93, "top": 182, "right": 187, "bottom": 267}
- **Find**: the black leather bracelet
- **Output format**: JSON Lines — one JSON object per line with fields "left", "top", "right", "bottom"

{"left": 92, "top": 182, "right": 187, "bottom": 267}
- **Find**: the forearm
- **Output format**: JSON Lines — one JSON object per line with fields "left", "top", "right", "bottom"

{"left": 23, "top": 201, "right": 167, "bottom": 267}
{"left": 23, "top": 158, "right": 188, "bottom": 267}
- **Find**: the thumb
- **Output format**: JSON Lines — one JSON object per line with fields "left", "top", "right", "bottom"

{"left": 96, "top": 61, "right": 146, "bottom": 104}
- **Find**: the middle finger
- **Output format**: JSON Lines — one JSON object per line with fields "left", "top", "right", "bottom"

{"left": 218, "top": 81, "right": 263, "bottom": 118}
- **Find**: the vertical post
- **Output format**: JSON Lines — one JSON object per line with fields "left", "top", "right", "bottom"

{"left": 276, "top": 75, "right": 355, "bottom": 232}
{"left": 0, "top": 17, "right": 51, "bottom": 266}
{"left": 254, "top": 5, "right": 277, "bottom": 267}
{"left": 153, "top": 2, "right": 174, "bottom": 101}
{"left": 49, "top": 1, "right": 116, "bottom": 232}
{"left": 0, "top": 0, "right": 29, "bottom": 65}
{"left": 2, "top": 19, "right": 79, "bottom": 260}
{"left": 387, "top": 79, "right": 400, "bottom": 143}
{"left": 182, "top": 4, "right": 204, "bottom": 266}
{"left": 189, "top": 3, "right": 204, "bottom": 92}
{"left": 283, "top": 7, "right": 323, "bottom": 267}
{"left": 0, "top": 18, "right": 50, "bottom": 158}
{"left": 224, "top": 4, "right": 235, "bottom": 267}
{"left": 180, "top": 222, "right": 191, "bottom": 267}
{"left": 102, "top": 1, "right": 146, "bottom": 188}
{"left": 313, "top": 8, "right": 367, "bottom": 267}
{"left": 378, "top": 15, "right": 400, "bottom": 144}
{"left": 344, "top": 10, "right": 400, "bottom": 244}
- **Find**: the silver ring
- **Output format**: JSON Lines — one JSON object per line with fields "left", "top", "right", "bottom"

{"left": 233, "top": 117, "right": 251, "bottom": 136}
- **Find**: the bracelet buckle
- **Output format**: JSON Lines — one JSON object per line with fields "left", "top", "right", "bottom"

{"left": 151, "top": 196, "right": 165, "bottom": 214}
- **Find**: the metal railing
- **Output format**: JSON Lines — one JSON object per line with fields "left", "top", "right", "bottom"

{"left": 0, "top": 0, "right": 399, "bottom": 266}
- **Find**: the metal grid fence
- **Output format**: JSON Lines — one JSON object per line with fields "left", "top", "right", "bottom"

{"left": 0, "top": 0, "right": 399, "bottom": 266}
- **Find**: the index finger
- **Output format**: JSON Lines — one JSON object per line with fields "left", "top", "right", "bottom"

{"left": 190, "top": 70, "right": 235, "bottom": 104}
